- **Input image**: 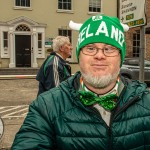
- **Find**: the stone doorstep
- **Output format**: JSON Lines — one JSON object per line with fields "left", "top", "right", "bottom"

{"left": 0, "top": 68, "right": 39, "bottom": 75}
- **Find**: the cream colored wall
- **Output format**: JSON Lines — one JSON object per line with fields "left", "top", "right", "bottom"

{"left": 0, "top": 0, "right": 118, "bottom": 68}
{"left": 0, "top": 59, "right": 10, "bottom": 68}
{"left": 0, "top": 0, "right": 52, "bottom": 22}
{"left": 70, "top": 63, "right": 80, "bottom": 74}
{"left": 102, "top": 0, "right": 118, "bottom": 16}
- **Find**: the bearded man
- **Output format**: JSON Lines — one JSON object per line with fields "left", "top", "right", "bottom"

{"left": 12, "top": 14, "right": 150, "bottom": 150}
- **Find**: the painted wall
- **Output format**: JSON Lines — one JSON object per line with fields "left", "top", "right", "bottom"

{"left": 0, "top": 0, "right": 118, "bottom": 68}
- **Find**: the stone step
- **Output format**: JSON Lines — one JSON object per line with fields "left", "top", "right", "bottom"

{"left": 0, "top": 68, "right": 39, "bottom": 75}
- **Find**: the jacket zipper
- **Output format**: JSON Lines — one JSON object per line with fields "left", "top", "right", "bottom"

{"left": 90, "top": 107, "right": 113, "bottom": 150}
{"left": 74, "top": 84, "right": 140, "bottom": 149}
{"left": 107, "top": 96, "right": 140, "bottom": 150}
{"left": 113, "top": 96, "right": 140, "bottom": 118}
{"left": 108, "top": 126, "right": 112, "bottom": 150}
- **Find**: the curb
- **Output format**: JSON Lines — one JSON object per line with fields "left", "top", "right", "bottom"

{"left": 0, "top": 75, "right": 36, "bottom": 79}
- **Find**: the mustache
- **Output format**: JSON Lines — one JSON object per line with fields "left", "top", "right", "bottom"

{"left": 81, "top": 71, "right": 119, "bottom": 88}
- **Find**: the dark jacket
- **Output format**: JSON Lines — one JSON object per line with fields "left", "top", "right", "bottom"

{"left": 36, "top": 52, "right": 71, "bottom": 95}
{"left": 12, "top": 72, "right": 150, "bottom": 150}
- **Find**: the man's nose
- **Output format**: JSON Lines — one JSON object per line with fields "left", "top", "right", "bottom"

{"left": 94, "top": 49, "right": 106, "bottom": 58}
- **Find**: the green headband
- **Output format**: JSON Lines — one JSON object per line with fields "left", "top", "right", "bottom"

{"left": 74, "top": 14, "right": 128, "bottom": 66}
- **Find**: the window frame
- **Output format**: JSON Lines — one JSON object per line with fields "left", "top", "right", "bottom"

{"left": 58, "top": 28, "right": 72, "bottom": 59}
{"left": 89, "top": 0, "right": 101, "bottom": 13}
{"left": 38, "top": 33, "right": 42, "bottom": 50}
{"left": 133, "top": 31, "right": 140, "bottom": 57}
{"left": 3, "top": 32, "right": 8, "bottom": 48}
{"left": 1, "top": 31, "right": 9, "bottom": 58}
{"left": 14, "top": 0, "right": 32, "bottom": 10}
{"left": 58, "top": 0, "right": 72, "bottom": 11}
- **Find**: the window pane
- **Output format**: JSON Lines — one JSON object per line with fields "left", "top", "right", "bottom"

{"left": 38, "top": 34, "right": 42, "bottom": 40}
{"left": 3, "top": 32, "right": 8, "bottom": 47}
{"left": 97, "top": 7, "right": 101, "bottom": 12}
{"left": 21, "top": 0, "right": 25, "bottom": 6}
{"left": 58, "top": 0, "right": 62, "bottom": 9}
{"left": 132, "top": 31, "right": 140, "bottom": 57}
{"left": 4, "top": 40, "right": 8, "bottom": 47}
{"left": 68, "top": 3, "right": 71, "bottom": 9}
{"left": 3, "top": 32, "right": 8, "bottom": 39}
{"left": 38, "top": 41, "right": 42, "bottom": 48}
{"left": 137, "top": 34, "right": 140, "bottom": 39}
{"left": 58, "top": 29, "right": 72, "bottom": 42}
{"left": 133, "top": 41, "right": 136, "bottom": 46}
{"left": 133, "top": 34, "right": 136, "bottom": 40}
{"left": 26, "top": 0, "right": 30, "bottom": 7}
{"left": 16, "top": 0, "right": 20, "bottom": 6}
{"left": 137, "top": 41, "right": 140, "bottom": 46}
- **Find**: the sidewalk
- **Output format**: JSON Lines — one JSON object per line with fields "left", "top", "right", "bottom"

{"left": 0, "top": 75, "right": 36, "bottom": 80}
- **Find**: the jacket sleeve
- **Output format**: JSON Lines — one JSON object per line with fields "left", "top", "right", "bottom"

{"left": 11, "top": 96, "right": 56, "bottom": 150}
{"left": 44, "top": 56, "right": 61, "bottom": 90}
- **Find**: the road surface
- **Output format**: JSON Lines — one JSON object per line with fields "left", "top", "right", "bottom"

{"left": 0, "top": 78, "right": 38, "bottom": 149}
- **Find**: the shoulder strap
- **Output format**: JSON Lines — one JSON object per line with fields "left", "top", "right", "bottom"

{"left": 44, "top": 55, "right": 54, "bottom": 77}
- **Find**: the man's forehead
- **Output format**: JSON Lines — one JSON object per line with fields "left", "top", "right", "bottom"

{"left": 85, "top": 43, "right": 111, "bottom": 47}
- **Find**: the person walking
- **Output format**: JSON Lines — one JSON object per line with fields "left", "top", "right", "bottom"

{"left": 36, "top": 36, "right": 72, "bottom": 95}
{"left": 11, "top": 14, "right": 150, "bottom": 150}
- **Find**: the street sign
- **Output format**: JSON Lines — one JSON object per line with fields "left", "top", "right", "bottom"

{"left": 45, "top": 37, "right": 54, "bottom": 48}
{"left": 45, "top": 41, "right": 52, "bottom": 45}
{"left": 45, "top": 41, "right": 53, "bottom": 48}
{"left": 119, "top": 0, "right": 146, "bottom": 28}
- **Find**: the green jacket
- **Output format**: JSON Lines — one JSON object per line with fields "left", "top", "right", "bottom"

{"left": 11, "top": 72, "right": 150, "bottom": 150}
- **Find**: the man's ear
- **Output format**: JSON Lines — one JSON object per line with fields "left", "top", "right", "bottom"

{"left": 60, "top": 45, "right": 65, "bottom": 52}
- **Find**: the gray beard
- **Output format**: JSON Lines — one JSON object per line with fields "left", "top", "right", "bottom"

{"left": 81, "top": 71, "right": 119, "bottom": 88}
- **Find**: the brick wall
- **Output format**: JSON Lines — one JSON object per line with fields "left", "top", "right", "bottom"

{"left": 146, "top": 0, "right": 150, "bottom": 60}
{"left": 146, "top": 0, "right": 150, "bottom": 23}
{"left": 146, "top": 34, "right": 150, "bottom": 60}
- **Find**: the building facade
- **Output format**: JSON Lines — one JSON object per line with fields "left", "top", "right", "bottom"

{"left": 0, "top": 0, "right": 117, "bottom": 73}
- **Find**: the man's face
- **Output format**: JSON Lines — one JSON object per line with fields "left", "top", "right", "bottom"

{"left": 79, "top": 43, "right": 121, "bottom": 88}
{"left": 62, "top": 42, "right": 73, "bottom": 58}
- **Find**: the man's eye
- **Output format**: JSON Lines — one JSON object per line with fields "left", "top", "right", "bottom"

{"left": 104, "top": 47, "right": 109, "bottom": 50}
{"left": 104, "top": 47, "right": 113, "bottom": 51}
{"left": 87, "top": 47, "right": 95, "bottom": 51}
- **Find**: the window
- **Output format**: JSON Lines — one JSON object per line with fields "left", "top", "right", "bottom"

{"left": 1, "top": 31, "right": 9, "bottom": 58}
{"left": 58, "top": 29, "right": 72, "bottom": 58}
{"left": 15, "top": 0, "right": 30, "bottom": 7}
{"left": 16, "top": 24, "right": 30, "bottom": 31}
{"left": 58, "top": 29, "right": 72, "bottom": 43}
{"left": 133, "top": 31, "right": 140, "bottom": 57}
{"left": 3, "top": 32, "right": 8, "bottom": 48}
{"left": 58, "top": 0, "right": 71, "bottom": 10}
{"left": 37, "top": 33, "right": 43, "bottom": 56}
{"left": 38, "top": 33, "right": 42, "bottom": 49}
{"left": 89, "top": 0, "right": 101, "bottom": 12}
